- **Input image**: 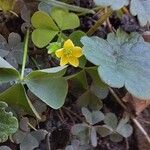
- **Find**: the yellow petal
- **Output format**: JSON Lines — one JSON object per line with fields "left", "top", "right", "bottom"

{"left": 63, "top": 39, "right": 74, "bottom": 49}
{"left": 68, "top": 56, "right": 79, "bottom": 67}
{"left": 72, "top": 46, "right": 83, "bottom": 58}
{"left": 60, "top": 55, "right": 68, "bottom": 66}
{"left": 55, "top": 48, "right": 63, "bottom": 58}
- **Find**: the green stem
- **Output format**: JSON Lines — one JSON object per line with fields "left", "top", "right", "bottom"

{"left": 40, "top": 0, "right": 95, "bottom": 14}
{"left": 21, "top": 29, "right": 30, "bottom": 80}
{"left": 86, "top": 8, "right": 113, "bottom": 36}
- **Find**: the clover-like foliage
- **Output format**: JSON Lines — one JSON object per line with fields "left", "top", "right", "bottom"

{"left": 0, "top": 101, "right": 18, "bottom": 143}
{"left": 81, "top": 29, "right": 150, "bottom": 99}
{"left": 0, "top": 56, "right": 68, "bottom": 119}
{"left": 0, "top": 33, "right": 24, "bottom": 69}
{"left": 31, "top": 7, "right": 80, "bottom": 48}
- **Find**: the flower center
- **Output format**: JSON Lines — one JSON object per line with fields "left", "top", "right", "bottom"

{"left": 64, "top": 48, "right": 72, "bottom": 56}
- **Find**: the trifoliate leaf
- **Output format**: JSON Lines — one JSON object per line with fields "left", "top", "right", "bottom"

{"left": 0, "top": 101, "right": 18, "bottom": 143}
{"left": 51, "top": 7, "right": 80, "bottom": 30}
{"left": 94, "top": 0, "right": 129, "bottom": 10}
{"left": 0, "top": 33, "right": 25, "bottom": 69}
{"left": 78, "top": 91, "right": 103, "bottom": 110}
{"left": 82, "top": 107, "right": 104, "bottom": 125}
{"left": 81, "top": 29, "right": 150, "bottom": 99}
{"left": 130, "top": 0, "right": 150, "bottom": 26}
{"left": 31, "top": 11, "right": 59, "bottom": 48}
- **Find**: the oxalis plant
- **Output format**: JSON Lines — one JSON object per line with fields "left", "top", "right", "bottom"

{"left": 0, "top": 0, "right": 150, "bottom": 147}
{"left": 0, "top": 29, "right": 68, "bottom": 120}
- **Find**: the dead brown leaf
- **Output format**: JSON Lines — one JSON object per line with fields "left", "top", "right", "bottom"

{"left": 123, "top": 93, "right": 150, "bottom": 115}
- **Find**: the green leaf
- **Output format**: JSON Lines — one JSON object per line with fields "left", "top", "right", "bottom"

{"left": 0, "top": 56, "right": 20, "bottom": 84}
{"left": 94, "top": 0, "right": 129, "bottom": 10}
{"left": 96, "top": 125, "right": 113, "bottom": 137}
{"left": 116, "top": 117, "right": 133, "bottom": 138}
{"left": 20, "top": 130, "right": 48, "bottom": 150}
{"left": 69, "top": 30, "right": 86, "bottom": 47}
{"left": 90, "top": 82, "right": 109, "bottom": 99}
{"left": 31, "top": 11, "right": 58, "bottom": 31}
{"left": 32, "top": 29, "right": 58, "bottom": 48}
{"left": 0, "top": 146, "right": 11, "bottom": 150}
{"left": 78, "top": 90, "right": 103, "bottom": 110}
{"left": 81, "top": 107, "right": 92, "bottom": 124}
{"left": 117, "top": 124, "right": 133, "bottom": 138}
{"left": 91, "top": 111, "right": 105, "bottom": 125}
{"left": 0, "top": 101, "right": 18, "bottom": 143}
{"left": 31, "top": 11, "right": 59, "bottom": 48}
{"left": 86, "top": 67, "right": 108, "bottom": 89}
{"left": 26, "top": 66, "right": 67, "bottom": 80}
{"left": 20, "top": 134, "right": 39, "bottom": 150}
{"left": 51, "top": 7, "right": 80, "bottom": 30}
{"left": 81, "top": 29, "right": 150, "bottom": 99}
{"left": 90, "top": 127, "right": 97, "bottom": 147}
{"left": 104, "top": 113, "right": 118, "bottom": 129}
{"left": 47, "top": 42, "right": 61, "bottom": 54}
{"left": 67, "top": 70, "right": 88, "bottom": 92}
{"left": 0, "top": 0, "right": 16, "bottom": 12}
{"left": 82, "top": 107, "right": 104, "bottom": 125}
{"left": 130, "top": 0, "right": 150, "bottom": 26}
{"left": 25, "top": 67, "right": 68, "bottom": 109}
{"left": 110, "top": 133, "right": 123, "bottom": 142}
{"left": 0, "top": 84, "right": 41, "bottom": 120}
{"left": 71, "top": 123, "right": 89, "bottom": 143}
{"left": 78, "top": 56, "right": 87, "bottom": 69}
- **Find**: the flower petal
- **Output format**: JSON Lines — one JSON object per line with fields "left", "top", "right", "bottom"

{"left": 63, "top": 39, "right": 74, "bottom": 49}
{"left": 72, "top": 46, "right": 83, "bottom": 57}
{"left": 55, "top": 48, "right": 64, "bottom": 58}
{"left": 60, "top": 55, "right": 68, "bottom": 66}
{"left": 68, "top": 56, "right": 79, "bottom": 67}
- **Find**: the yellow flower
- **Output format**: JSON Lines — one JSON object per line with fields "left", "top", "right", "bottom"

{"left": 55, "top": 39, "right": 83, "bottom": 67}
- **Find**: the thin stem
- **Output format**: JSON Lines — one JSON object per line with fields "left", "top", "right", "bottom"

{"left": 46, "top": 133, "right": 51, "bottom": 150}
{"left": 41, "top": 0, "right": 95, "bottom": 14}
{"left": 132, "top": 118, "right": 150, "bottom": 144}
{"left": 86, "top": 8, "right": 113, "bottom": 36}
{"left": 27, "top": 122, "right": 37, "bottom": 131}
{"left": 31, "top": 57, "right": 40, "bottom": 70}
{"left": 21, "top": 29, "right": 30, "bottom": 80}
{"left": 109, "top": 87, "right": 127, "bottom": 110}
